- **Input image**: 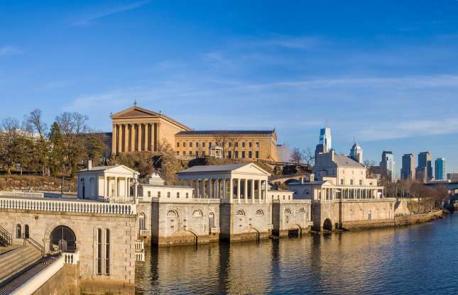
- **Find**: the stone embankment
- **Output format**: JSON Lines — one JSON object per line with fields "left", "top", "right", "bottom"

{"left": 394, "top": 210, "right": 444, "bottom": 226}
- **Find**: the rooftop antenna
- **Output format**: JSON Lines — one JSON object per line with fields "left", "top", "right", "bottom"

{"left": 133, "top": 100, "right": 137, "bottom": 107}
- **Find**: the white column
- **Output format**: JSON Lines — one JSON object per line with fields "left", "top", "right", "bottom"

{"left": 222, "top": 178, "right": 226, "bottom": 200}
{"left": 258, "top": 180, "right": 262, "bottom": 202}
{"left": 144, "top": 124, "right": 150, "bottom": 151}
{"left": 244, "top": 179, "right": 248, "bottom": 203}
{"left": 229, "top": 178, "right": 233, "bottom": 202}
{"left": 237, "top": 178, "right": 241, "bottom": 203}
{"left": 251, "top": 179, "right": 255, "bottom": 203}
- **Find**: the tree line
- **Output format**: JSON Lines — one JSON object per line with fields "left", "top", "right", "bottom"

{"left": 0, "top": 109, "right": 106, "bottom": 177}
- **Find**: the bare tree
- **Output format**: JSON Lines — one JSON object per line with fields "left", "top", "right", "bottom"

{"left": 290, "top": 148, "right": 303, "bottom": 164}
{"left": 27, "top": 109, "right": 48, "bottom": 138}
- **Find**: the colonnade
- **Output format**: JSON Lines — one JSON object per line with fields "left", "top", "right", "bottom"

{"left": 321, "top": 187, "right": 383, "bottom": 201}
{"left": 112, "top": 122, "right": 159, "bottom": 154}
{"left": 105, "top": 176, "right": 137, "bottom": 199}
{"left": 188, "top": 178, "right": 268, "bottom": 203}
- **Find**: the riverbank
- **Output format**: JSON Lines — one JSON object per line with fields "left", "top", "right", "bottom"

{"left": 339, "top": 210, "right": 445, "bottom": 232}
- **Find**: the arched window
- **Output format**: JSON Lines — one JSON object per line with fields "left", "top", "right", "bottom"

{"left": 192, "top": 210, "right": 203, "bottom": 217}
{"left": 167, "top": 210, "right": 178, "bottom": 218}
{"left": 236, "top": 210, "right": 245, "bottom": 216}
{"left": 24, "top": 224, "right": 30, "bottom": 238}
{"left": 16, "top": 224, "right": 21, "bottom": 238}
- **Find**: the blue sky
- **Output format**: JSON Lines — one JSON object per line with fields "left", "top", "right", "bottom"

{"left": 1, "top": 0, "right": 458, "bottom": 174}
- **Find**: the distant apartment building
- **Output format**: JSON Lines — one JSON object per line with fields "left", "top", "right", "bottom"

{"left": 349, "top": 142, "right": 363, "bottom": 164}
{"left": 380, "top": 151, "right": 395, "bottom": 182}
{"left": 435, "top": 158, "right": 446, "bottom": 180}
{"left": 416, "top": 151, "right": 433, "bottom": 182}
{"left": 401, "top": 153, "right": 416, "bottom": 181}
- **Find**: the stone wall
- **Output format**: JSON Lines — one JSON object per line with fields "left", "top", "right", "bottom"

{"left": 312, "top": 199, "right": 396, "bottom": 231}
{"left": 395, "top": 210, "right": 443, "bottom": 226}
{"left": 151, "top": 199, "right": 220, "bottom": 246}
{"left": 33, "top": 264, "right": 79, "bottom": 295}
{"left": 0, "top": 209, "right": 137, "bottom": 285}
{"left": 272, "top": 200, "right": 312, "bottom": 237}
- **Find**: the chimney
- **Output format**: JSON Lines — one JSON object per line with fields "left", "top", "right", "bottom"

{"left": 88, "top": 160, "right": 93, "bottom": 170}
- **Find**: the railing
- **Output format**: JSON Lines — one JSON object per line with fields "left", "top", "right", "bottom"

{"left": 135, "top": 240, "right": 144, "bottom": 252}
{"left": 24, "top": 237, "right": 45, "bottom": 256}
{"left": 135, "top": 240, "right": 145, "bottom": 262}
{"left": 0, "top": 197, "right": 136, "bottom": 215}
{"left": 0, "top": 224, "right": 12, "bottom": 246}
{"left": 63, "top": 251, "right": 79, "bottom": 264}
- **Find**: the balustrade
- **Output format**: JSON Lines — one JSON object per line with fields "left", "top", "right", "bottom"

{"left": 0, "top": 197, "right": 136, "bottom": 215}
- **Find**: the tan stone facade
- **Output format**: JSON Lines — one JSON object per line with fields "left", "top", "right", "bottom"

{"left": 111, "top": 106, "right": 279, "bottom": 162}
{"left": 111, "top": 106, "right": 190, "bottom": 154}
{"left": 175, "top": 131, "right": 279, "bottom": 162}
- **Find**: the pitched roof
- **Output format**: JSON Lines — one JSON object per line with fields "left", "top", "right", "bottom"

{"left": 334, "top": 154, "right": 365, "bottom": 168}
{"left": 111, "top": 106, "right": 191, "bottom": 131}
{"left": 177, "top": 163, "right": 270, "bottom": 175}
{"left": 78, "top": 164, "right": 139, "bottom": 175}
{"left": 176, "top": 130, "right": 275, "bottom": 136}
{"left": 178, "top": 163, "right": 248, "bottom": 173}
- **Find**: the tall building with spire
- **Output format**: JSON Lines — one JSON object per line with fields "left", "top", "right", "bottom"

{"left": 319, "top": 127, "right": 332, "bottom": 153}
{"left": 350, "top": 142, "right": 363, "bottom": 164}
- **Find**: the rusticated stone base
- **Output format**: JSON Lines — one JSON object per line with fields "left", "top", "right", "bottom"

{"left": 156, "top": 233, "right": 219, "bottom": 247}
{"left": 33, "top": 264, "right": 79, "bottom": 295}
{"left": 78, "top": 279, "right": 135, "bottom": 295}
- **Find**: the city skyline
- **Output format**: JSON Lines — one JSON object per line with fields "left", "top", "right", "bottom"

{"left": 1, "top": 0, "right": 458, "bottom": 171}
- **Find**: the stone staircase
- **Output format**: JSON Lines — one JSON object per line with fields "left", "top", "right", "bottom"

{"left": 0, "top": 226, "right": 12, "bottom": 247}
{"left": 0, "top": 242, "right": 42, "bottom": 285}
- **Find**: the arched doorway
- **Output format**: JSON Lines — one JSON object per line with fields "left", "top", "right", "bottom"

{"left": 50, "top": 225, "right": 77, "bottom": 253}
{"left": 323, "top": 218, "right": 333, "bottom": 231}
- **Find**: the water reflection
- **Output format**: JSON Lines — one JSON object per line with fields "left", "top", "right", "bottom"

{"left": 136, "top": 216, "right": 458, "bottom": 295}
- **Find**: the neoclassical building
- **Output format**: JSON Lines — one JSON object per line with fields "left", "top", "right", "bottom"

{"left": 110, "top": 105, "right": 279, "bottom": 162}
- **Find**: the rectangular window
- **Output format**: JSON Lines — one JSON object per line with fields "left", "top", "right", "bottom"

{"left": 148, "top": 191, "right": 151, "bottom": 197}
{"left": 359, "top": 180, "right": 363, "bottom": 185}
{"left": 97, "top": 228, "right": 102, "bottom": 275}
{"left": 203, "top": 142, "right": 206, "bottom": 147}
{"left": 228, "top": 151, "right": 232, "bottom": 158}
{"left": 235, "top": 151, "right": 239, "bottom": 158}
{"left": 248, "top": 151, "right": 252, "bottom": 158}
{"left": 157, "top": 191, "right": 161, "bottom": 198}
{"left": 105, "top": 229, "right": 110, "bottom": 275}
{"left": 167, "top": 192, "right": 171, "bottom": 198}
{"left": 242, "top": 151, "right": 245, "bottom": 158}
{"left": 235, "top": 142, "right": 238, "bottom": 147}
{"left": 177, "top": 142, "right": 180, "bottom": 148}
{"left": 183, "top": 142, "right": 186, "bottom": 147}
{"left": 350, "top": 179, "right": 354, "bottom": 185}
{"left": 190, "top": 142, "right": 193, "bottom": 147}
{"left": 242, "top": 142, "right": 245, "bottom": 148}
{"left": 177, "top": 192, "right": 180, "bottom": 198}
{"left": 249, "top": 142, "right": 252, "bottom": 148}
{"left": 255, "top": 151, "right": 259, "bottom": 158}
{"left": 340, "top": 179, "right": 344, "bottom": 185}
{"left": 196, "top": 142, "right": 199, "bottom": 147}
{"left": 256, "top": 142, "right": 259, "bottom": 148}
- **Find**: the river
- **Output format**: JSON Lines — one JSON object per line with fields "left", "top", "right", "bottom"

{"left": 136, "top": 215, "right": 458, "bottom": 294}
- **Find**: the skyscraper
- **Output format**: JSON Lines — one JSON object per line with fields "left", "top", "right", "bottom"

{"left": 417, "top": 151, "right": 433, "bottom": 182}
{"left": 401, "top": 153, "right": 416, "bottom": 181}
{"left": 350, "top": 143, "right": 363, "bottom": 164}
{"left": 380, "top": 151, "right": 395, "bottom": 182}
{"left": 319, "top": 128, "right": 332, "bottom": 153}
{"left": 435, "top": 158, "right": 446, "bottom": 180}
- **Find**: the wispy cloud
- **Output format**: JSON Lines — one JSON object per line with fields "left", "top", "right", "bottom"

{"left": 0, "top": 46, "right": 22, "bottom": 57}
{"left": 72, "top": 0, "right": 151, "bottom": 26}
{"left": 357, "top": 118, "right": 458, "bottom": 141}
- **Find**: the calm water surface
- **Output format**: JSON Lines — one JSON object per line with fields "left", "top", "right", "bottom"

{"left": 136, "top": 215, "right": 458, "bottom": 295}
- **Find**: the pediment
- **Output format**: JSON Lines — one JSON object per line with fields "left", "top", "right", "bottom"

{"left": 112, "top": 106, "right": 160, "bottom": 119}
{"left": 233, "top": 164, "right": 271, "bottom": 176}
